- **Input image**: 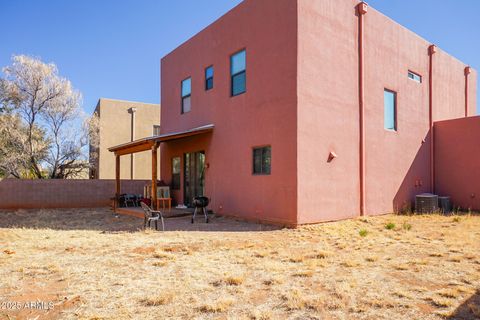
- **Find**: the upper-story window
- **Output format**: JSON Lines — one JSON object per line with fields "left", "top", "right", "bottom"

{"left": 408, "top": 70, "right": 422, "bottom": 83}
{"left": 181, "top": 77, "right": 191, "bottom": 113}
{"left": 205, "top": 66, "right": 213, "bottom": 90}
{"left": 384, "top": 89, "right": 397, "bottom": 131}
{"left": 231, "top": 49, "right": 246, "bottom": 96}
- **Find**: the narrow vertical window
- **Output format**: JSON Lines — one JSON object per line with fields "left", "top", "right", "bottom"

{"left": 384, "top": 89, "right": 397, "bottom": 131}
{"left": 205, "top": 66, "right": 213, "bottom": 90}
{"left": 253, "top": 146, "right": 271, "bottom": 175}
{"left": 172, "top": 157, "right": 181, "bottom": 190}
{"left": 181, "top": 77, "right": 191, "bottom": 113}
{"left": 230, "top": 49, "right": 246, "bottom": 96}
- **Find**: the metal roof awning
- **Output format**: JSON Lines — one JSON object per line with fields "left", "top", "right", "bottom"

{"left": 108, "top": 124, "right": 214, "bottom": 156}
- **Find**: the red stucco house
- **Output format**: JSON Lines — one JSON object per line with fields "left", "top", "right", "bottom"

{"left": 111, "top": 0, "right": 477, "bottom": 226}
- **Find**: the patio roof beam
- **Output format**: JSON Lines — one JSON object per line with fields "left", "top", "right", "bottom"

{"left": 108, "top": 124, "right": 215, "bottom": 156}
{"left": 115, "top": 154, "right": 120, "bottom": 210}
{"left": 113, "top": 141, "right": 156, "bottom": 156}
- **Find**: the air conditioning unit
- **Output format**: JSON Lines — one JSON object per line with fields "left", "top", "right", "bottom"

{"left": 415, "top": 193, "right": 438, "bottom": 213}
{"left": 438, "top": 196, "right": 451, "bottom": 213}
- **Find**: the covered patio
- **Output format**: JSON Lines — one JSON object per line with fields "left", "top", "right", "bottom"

{"left": 108, "top": 124, "right": 214, "bottom": 214}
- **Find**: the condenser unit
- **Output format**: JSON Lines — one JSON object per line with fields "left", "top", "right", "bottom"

{"left": 415, "top": 193, "right": 438, "bottom": 213}
{"left": 438, "top": 196, "right": 452, "bottom": 213}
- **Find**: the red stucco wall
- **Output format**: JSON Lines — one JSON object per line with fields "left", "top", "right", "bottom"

{"left": 362, "top": 5, "right": 434, "bottom": 216}
{"left": 296, "top": 0, "right": 476, "bottom": 223}
{"left": 159, "top": 0, "right": 476, "bottom": 225}
{"left": 160, "top": 0, "right": 298, "bottom": 225}
{"left": 296, "top": 0, "right": 361, "bottom": 223}
{"left": 435, "top": 116, "right": 480, "bottom": 210}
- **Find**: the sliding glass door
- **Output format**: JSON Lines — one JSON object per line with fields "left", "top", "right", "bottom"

{"left": 184, "top": 151, "right": 205, "bottom": 207}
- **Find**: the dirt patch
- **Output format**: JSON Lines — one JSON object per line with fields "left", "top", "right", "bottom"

{"left": 0, "top": 279, "right": 80, "bottom": 320}
{"left": 132, "top": 246, "right": 156, "bottom": 255}
{"left": 417, "top": 302, "right": 436, "bottom": 315}
{"left": 0, "top": 208, "right": 479, "bottom": 319}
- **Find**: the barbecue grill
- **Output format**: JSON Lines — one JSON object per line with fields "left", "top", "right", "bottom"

{"left": 192, "top": 196, "right": 209, "bottom": 223}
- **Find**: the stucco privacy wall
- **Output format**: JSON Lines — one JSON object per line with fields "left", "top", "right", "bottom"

{"left": 160, "top": 0, "right": 298, "bottom": 225}
{"left": 95, "top": 98, "right": 160, "bottom": 180}
{"left": 435, "top": 116, "right": 480, "bottom": 210}
{"left": 296, "top": 0, "right": 476, "bottom": 223}
{"left": 0, "top": 179, "right": 148, "bottom": 209}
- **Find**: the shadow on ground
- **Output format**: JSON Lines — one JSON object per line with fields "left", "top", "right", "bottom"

{"left": 0, "top": 207, "right": 281, "bottom": 232}
{"left": 448, "top": 290, "right": 480, "bottom": 320}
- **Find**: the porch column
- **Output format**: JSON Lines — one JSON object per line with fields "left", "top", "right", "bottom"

{"left": 115, "top": 154, "right": 120, "bottom": 210}
{"left": 151, "top": 144, "right": 158, "bottom": 209}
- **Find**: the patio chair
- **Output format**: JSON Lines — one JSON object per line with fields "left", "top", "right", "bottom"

{"left": 124, "top": 194, "right": 136, "bottom": 207}
{"left": 140, "top": 202, "right": 165, "bottom": 231}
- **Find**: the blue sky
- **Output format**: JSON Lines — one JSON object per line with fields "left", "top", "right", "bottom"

{"left": 1, "top": 0, "right": 479, "bottom": 114}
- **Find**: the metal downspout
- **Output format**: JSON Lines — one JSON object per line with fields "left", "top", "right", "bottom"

{"left": 357, "top": 2, "right": 368, "bottom": 216}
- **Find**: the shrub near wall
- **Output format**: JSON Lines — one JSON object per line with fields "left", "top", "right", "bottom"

{"left": 0, "top": 179, "right": 149, "bottom": 209}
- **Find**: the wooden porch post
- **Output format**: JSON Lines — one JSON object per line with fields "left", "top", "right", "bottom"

{"left": 115, "top": 154, "right": 120, "bottom": 210}
{"left": 151, "top": 144, "right": 158, "bottom": 209}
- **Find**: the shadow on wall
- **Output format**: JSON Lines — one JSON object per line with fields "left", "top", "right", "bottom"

{"left": 435, "top": 116, "right": 480, "bottom": 211}
{"left": 393, "top": 130, "right": 431, "bottom": 213}
{"left": 447, "top": 290, "right": 480, "bottom": 320}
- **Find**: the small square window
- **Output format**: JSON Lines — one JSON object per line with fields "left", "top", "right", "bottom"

{"left": 181, "top": 77, "right": 191, "bottom": 113}
{"left": 384, "top": 89, "right": 397, "bottom": 131}
{"left": 205, "top": 66, "right": 213, "bottom": 90}
{"left": 408, "top": 71, "right": 422, "bottom": 83}
{"left": 253, "top": 146, "right": 271, "bottom": 175}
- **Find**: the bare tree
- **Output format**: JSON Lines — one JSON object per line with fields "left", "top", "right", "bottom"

{"left": 0, "top": 113, "right": 49, "bottom": 178}
{"left": 42, "top": 85, "right": 86, "bottom": 178}
{"left": 86, "top": 111, "right": 100, "bottom": 178}
{"left": 1, "top": 55, "right": 87, "bottom": 179}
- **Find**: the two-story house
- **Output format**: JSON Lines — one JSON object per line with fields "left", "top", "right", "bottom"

{"left": 110, "top": 0, "right": 476, "bottom": 225}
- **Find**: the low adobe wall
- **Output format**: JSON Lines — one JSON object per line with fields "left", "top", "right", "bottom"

{"left": 0, "top": 179, "right": 149, "bottom": 209}
{"left": 435, "top": 116, "right": 480, "bottom": 210}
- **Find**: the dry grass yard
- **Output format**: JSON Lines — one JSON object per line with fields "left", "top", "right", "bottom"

{"left": 0, "top": 208, "right": 479, "bottom": 320}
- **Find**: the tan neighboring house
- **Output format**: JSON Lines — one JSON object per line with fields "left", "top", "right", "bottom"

{"left": 90, "top": 98, "right": 160, "bottom": 180}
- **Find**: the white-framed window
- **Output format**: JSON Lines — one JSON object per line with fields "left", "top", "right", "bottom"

{"left": 384, "top": 89, "right": 397, "bottom": 131}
